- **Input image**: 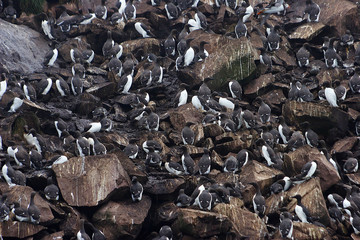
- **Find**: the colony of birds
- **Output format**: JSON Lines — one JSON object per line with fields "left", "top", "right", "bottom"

{"left": 1, "top": 0, "right": 360, "bottom": 239}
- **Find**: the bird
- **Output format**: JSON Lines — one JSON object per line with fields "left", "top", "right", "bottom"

{"left": 77, "top": 219, "right": 91, "bottom": 240}
{"left": 55, "top": 77, "right": 70, "bottom": 97}
{"left": 23, "top": 128, "right": 47, "bottom": 153}
{"left": 176, "top": 189, "right": 192, "bottom": 207}
{"left": 296, "top": 43, "right": 310, "bottom": 67}
{"left": 2, "top": 158, "right": 26, "bottom": 187}
{"left": 71, "top": 74, "right": 83, "bottom": 95}
{"left": 249, "top": 182, "right": 266, "bottom": 218}
{"left": 124, "top": 139, "right": 139, "bottom": 159}
{"left": 323, "top": 81, "right": 338, "bottom": 107}
{"left": 223, "top": 156, "right": 238, "bottom": 173}
{"left": 54, "top": 118, "right": 68, "bottom": 138}
{"left": 165, "top": 2, "right": 179, "bottom": 20}
{"left": 130, "top": 176, "right": 143, "bottom": 202}
{"left": 0, "top": 194, "right": 10, "bottom": 222}
{"left": 85, "top": 132, "right": 107, "bottom": 155}
{"left": 181, "top": 146, "right": 195, "bottom": 175}
{"left": 237, "top": 149, "right": 249, "bottom": 169}
{"left": 75, "top": 131, "right": 90, "bottom": 157}
{"left": 343, "top": 156, "right": 358, "bottom": 173}
{"left": 27, "top": 192, "right": 41, "bottom": 224}
{"left": 181, "top": 122, "right": 195, "bottom": 145}
{"left": 235, "top": 13, "right": 248, "bottom": 38}
{"left": 44, "top": 48, "right": 58, "bottom": 67}
{"left": 241, "top": 110, "right": 256, "bottom": 129}
{"left": 5, "top": 95, "right": 24, "bottom": 113}
{"left": 20, "top": 80, "right": 36, "bottom": 101}
{"left": 257, "top": 97, "right": 271, "bottom": 123}
{"left": 278, "top": 116, "right": 291, "bottom": 144}
{"left": 303, "top": 0, "right": 321, "bottom": 22}
{"left": 228, "top": 80, "right": 242, "bottom": 100}
{"left": 258, "top": 47, "right": 272, "bottom": 71}
{"left": 267, "top": 25, "right": 281, "bottom": 51}
{"left": 175, "top": 83, "right": 188, "bottom": 107}
{"left": 324, "top": 38, "right": 341, "bottom": 68}
{"left": 257, "top": 0, "right": 285, "bottom": 15}
{"left": 3, "top": 0, "right": 16, "bottom": 19}
{"left": 124, "top": 0, "right": 136, "bottom": 21}
{"left": 184, "top": 39, "right": 195, "bottom": 67}
{"left": 163, "top": 29, "right": 177, "bottom": 57}
{"left": 287, "top": 131, "right": 306, "bottom": 151}
{"left": 102, "top": 31, "right": 115, "bottom": 57}
{"left": 159, "top": 225, "right": 173, "bottom": 240}
{"left": 198, "top": 148, "right": 211, "bottom": 175}
{"left": 279, "top": 213, "right": 293, "bottom": 239}
{"left": 302, "top": 121, "right": 318, "bottom": 148}
{"left": 44, "top": 177, "right": 60, "bottom": 201}
{"left": 134, "top": 22, "right": 154, "bottom": 38}
{"left": 192, "top": 185, "right": 212, "bottom": 210}
{"left": 164, "top": 158, "right": 184, "bottom": 175}
{"left": 147, "top": 54, "right": 163, "bottom": 84}
{"left": 118, "top": 74, "right": 133, "bottom": 94}
{"left": 292, "top": 194, "right": 312, "bottom": 223}
{"left": 334, "top": 80, "right": 347, "bottom": 101}
{"left": 95, "top": 5, "right": 107, "bottom": 19}
{"left": 87, "top": 221, "right": 106, "bottom": 240}
{"left": 7, "top": 145, "right": 30, "bottom": 167}
{"left": 12, "top": 202, "right": 29, "bottom": 222}
{"left": 349, "top": 67, "right": 360, "bottom": 93}
{"left": 37, "top": 77, "right": 53, "bottom": 96}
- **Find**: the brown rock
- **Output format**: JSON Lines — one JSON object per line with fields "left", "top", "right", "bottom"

{"left": 76, "top": 92, "right": 102, "bottom": 116}
{"left": 121, "top": 38, "right": 161, "bottom": 56}
{"left": 331, "top": 136, "right": 358, "bottom": 154}
{"left": 316, "top": 68, "right": 344, "bottom": 87}
{"left": 0, "top": 221, "right": 45, "bottom": 238}
{"left": 58, "top": 203, "right": 81, "bottom": 237}
{"left": 168, "top": 104, "right": 204, "bottom": 131}
{"left": 171, "top": 208, "right": 232, "bottom": 238}
{"left": 262, "top": 89, "right": 287, "bottom": 106}
{"left": 284, "top": 145, "right": 340, "bottom": 191}
{"left": 213, "top": 198, "right": 268, "bottom": 239}
{"left": 144, "top": 176, "right": 185, "bottom": 195}
{"left": 0, "top": 185, "right": 54, "bottom": 223}
{"left": 113, "top": 150, "right": 147, "bottom": 182}
{"left": 154, "top": 202, "right": 180, "bottom": 224}
{"left": 286, "top": 178, "right": 331, "bottom": 226}
{"left": 177, "top": 31, "right": 257, "bottom": 89}
{"left": 265, "top": 192, "right": 287, "bottom": 216}
{"left": 92, "top": 196, "right": 152, "bottom": 240}
{"left": 289, "top": 22, "right": 326, "bottom": 41}
{"left": 244, "top": 73, "right": 275, "bottom": 97}
{"left": 282, "top": 100, "right": 349, "bottom": 132}
{"left": 40, "top": 231, "right": 64, "bottom": 240}
{"left": 53, "top": 154, "right": 130, "bottom": 207}
{"left": 203, "top": 123, "right": 225, "bottom": 138}
{"left": 344, "top": 96, "right": 360, "bottom": 112}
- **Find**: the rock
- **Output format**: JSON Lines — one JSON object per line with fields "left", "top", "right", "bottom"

{"left": 284, "top": 145, "right": 341, "bottom": 191}
{"left": 40, "top": 231, "right": 64, "bottom": 240}
{"left": 0, "top": 19, "right": 50, "bottom": 74}
{"left": 58, "top": 203, "right": 81, "bottom": 237}
{"left": 154, "top": 202, "right": 179, "bottom": 224}
{"left": 282, "top": 100, "right": 349, "bottom": 132}
{"left": 177, "top": 31, "right": 257, "bottom": 89}
{"left": 0, "top": 220, "right": 45, "bottom": 238}
{"left": 286, "top": 177, "right": 331, "bottom": 226}
{"left": 203, "top": 123, "right": 225, "bottom": 138}
{"left": 86, "top": 82, "right": 116, "bottom": 100}
{"left": 52, "top": 154, "right": 130, "bottom": 206}
{"left": 0, "top": 184, "right": 54, "bottom": 223}
{"left": 75, "top": 92, "right": 102, "bottom": 116}
{"left": 113, "top": 150, "right": 147, "bottom": 182}
{"left": 344, "top": 96, "right": 360, "bottom": 112}
{"left": 92, "top": 196, "right": 152, "bottom": 240}
{"left": 168, "top": 104, "right": 204, "bottom": 131}
{"left": 144, "top": 176, "right": 185, "bottom": 195}
{"left": 239, "top": 160, "right": 283, "bottom": 203}
{"left": 171, "top": 208, "right": 232, "bottom": 238}
{"left": 289, "top": 22, "right": 326, "bottom": 41}
{"left": 213, "top": 198, "right": 268, "bottom": 239}
{"left": 244, "top": 73, "right": 275, "bottom": 97}
{"left": 331, "top": 136, "right": 358, "bottom": 154}
{"left": 121, "top": 38, "right": 161, "bottom": 56}
{"left": 316, "top": 68, "right": 344, "bottom": 87}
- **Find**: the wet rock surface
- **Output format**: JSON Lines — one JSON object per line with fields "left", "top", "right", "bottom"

{"left": 0, "top": 0, "right": 360, "bottom": 239}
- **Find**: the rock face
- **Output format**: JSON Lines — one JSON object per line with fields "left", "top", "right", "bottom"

{"left": 284, "top": 145, "right": 341, "bottom": 191}
{"left": 178, "top": 31, "right": 257, "bottom": 89}
{"left": 0, "top": 19, "right": 49, "bottom": 74}
{"left": 92, "top": 196, "right": 152, "bottom": 240}
{"left": 53, "top": 154, "right": 130, "bottom": 206}
{"left": 289, "top": 22, "right": 326, "bottom": 41}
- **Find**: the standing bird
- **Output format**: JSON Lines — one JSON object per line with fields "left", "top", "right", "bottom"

{"left": 278, "top": 116, "right": 291, "bottom": 144}
{"left": 175, "top": 83, "right": 188, "bottom": 107}
{"left": 55, "top": 77, "right": 70, "bottom": 97}
{"left": 181, "top": 122, "right": 195, "bottom": 145}
{"left": 296, "top": 43, "right": 310, "bottom": 67}
{"left": 71, "top": 74, "right": 83, "bottom": 96}
{"left": 181, "top": 146, "right": 195, "bottom": 175}
{"left": 334, "top": 80, "right": 347, "bottom": 101}
{"left": 292, "top": 194, "right": 312, "bottom": 223}
{"left": 38, "top": 77, "right": 53, "bottom": 96}
{"left": 223, "top": 156, "right": 238, "bottom": 173}
{"left": 134, "top": 22, "right": 154, "bottom": 38}
{"left": 5, "top": 95, "right": 24, "bottom": 113}
{"left": 279, "top": 213, "right": 293, "bottom": 239}
{"left": 77, "top": 219, "right": 91, "bottom": 240}
{"left": 302, "top": 121, "right": 318, "bottom": 148}
{"left": 349, "top": 67, "right": 360, "bottom": 93}
{"left": 165, "top": 2, "right": 179, "bottom": 20}
{"left": 3, "top": 0, "right": 16, "bottom": 19}
{"left": 44, "top": 177, "right": 60, "bottom": 201}
{"left": 102, "top": 31, "right": 115, "bottom": 58}
{"left": 257, "top": 98, "right": 271, "bottom": 123}
{"left": 267, "top": 25, "right": 281, "bottom": 51}
{"left": 176, "top": 189, "right": 192, "bottom": 207}
{"left": 184, "top": 39, "right": 195, "bottom": 67}
{"left": 124, "top": 139, "right": 139, "bottom": 159}
{"left": 164, "top": 29, "right": 177, "bottom": 57}
{"left": 324, "top": 38, "right": 341, "bottom": 68}
{"left": 323, "top": 81, "right": 338, "bottom": 107}
{"left": 303, "top": 0, "right": 321, "bottom": 22}
{"left": 228, "top": 80, "right": 242, "bottom": 100}
{"left": 198, "top": 148, "right": 211, "bottom": 175}
{"left": 44, "top": 48, "right": 58, "bottom": 67}
{"left": 235, "top": 13, "right": 248, "bottom": 38}
{"left": 124, "top": 0, "right": 136, "bottom": 21}
{"left": 258, "top": 47, "right": 272, "bottom": 71}
{"left": 249, "top": 182, "right": 266, "bottom": 218}
{"left": 75, "top": 131, "right": 90, "bottom": 157}
{"left": 27, "top": 192, "right": 41, "bottom": 224}
{"left": 130, "top": 176, "right": 143, "bottom": 202}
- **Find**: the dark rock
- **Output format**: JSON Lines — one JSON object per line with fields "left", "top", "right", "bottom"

{"left": 203, "top": 123, "right": 225, "bottom": 138}
{"left": 331, "top": 136, "right": 358, "bottom": 154}
{"left": 168, "top": 104, "right": 204, "bottom": 131}
{"left": 52, "top": 154, "right": 130, "bottom": 206}
{"left": 0, "top": 220, "right": 45, "bottom": 238}
{"left": 244, "top": 73, "right": 275, "bottom": 97}
{"left": 40, "top": 231, "right": 64, "bottom": 240}
{"left": 0, "top": 19, "right": 50, "bottom": 74}
{"left": 86, "top": 82, "right": 116, "bottom": 100}
{"left": 282, "top": 100, "right": 349, "bottom": 132}
{"left": 92, "top": 196, "right": 152, "bottom": 240}
{"left": 121, "top": 38, "right": 161, "bottom": 56}
{"left": 144, "top": 176, "right": 185, "bottom": 195}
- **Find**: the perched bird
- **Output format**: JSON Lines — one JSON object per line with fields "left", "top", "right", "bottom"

{"left": 44, "top": 48, "right": 58, "bottom": 67}
{"left": 44, "top": 177, "right": 60, "bottom": 201}
{"left": 267, "top": 25, "right": 281, "bottom": 51}
{"left": 55, "top": 77, "right": 71, "bottom": 97}
{"left": 323, "top": 81, "right": 338, "bottom": 107}
{"left": 12, "top": 202, "right": 29, "bottom": 222}
{"left": 223, "top": 156, "right": 238, "bottom": 173}
{"left": 71, "top": 74, "right": 83, "bottom": 95}
{"left": 77, "top": 219, "right": 91, "bottom": 240}
{"left": 0, "top": 194, "right": 10, "bottom": 222}
{"left": 164, "top": 29, "right": 177, "bottom": 57}
{"left": 334, "top": 80, "right": 347, "bottom": 101}
{"left": 192, "top": 185, "right": 212, "bottom": 210}
{"left": 87, "top": 221, "right": 106, "bottom": 240}
{"left": 176, "top": 189, "right": 192, "bottom": 207}
{"left": 349, "top": 67, "right": 360, "bottom": 93}
{"left": 165, "top": 2, "right": 179, "bottom": 20}
{"left": 302, "top": 121, "right": 318, "bottom": 148}
{"left": 102, "top": 31, "right": 115, "bottom": 57}
{"left": 343, "top": 156, "right": 358, "bottom": 173}
{"left": 198, "top": 149, "right": 211, "bottom": 175}
{"left": 257, "top": 0, "right": 285, "bottom": 15}
{"left": 181, "top": 122, "right": 195, "bottom": 145}
{"left": 242, "top": 110, "right": 256, "bottom": 129}
{"left": 249, "top": 182, "right": 266, "bottom": 218}
{"left": 181, "top": 146, "right": 196, "bottom": 175}
{"left": 237, "top": 149, "right": 249, "bottom": 169}
{"left": 159, "top": 225, "right": 173, "bottom": 240}
{"left": 258, "top": 47, "right": 272, "bottom": 71}
{"left": 27, "top": 192, "right": 41, "bottom": 224}
{"left": 278, "top": 116, "right": 291, "bottom": 144}
{"left": 3, "top": 0, "right": 16, "bottom": 19}
{"left": 228, "top": 80, "right": 242, "bottom": 100}
{"left": 124, "top": 0, "right": 136, "bottom": 21}
{"left": 37, "top": 78, "right": 53, "bottom": 96}
{"left": 130, "top": 176, "right": 143, "bottom": 202}
{"left": 134, "top": 22, "right": 154, "bottom": 38}
{"left": 279, "top": 213, "right": 293, "bottom": 239}
{"left": 165, "top": 158, "right": 184, "bottom": 175}
{"left": 296, "top": 43, "right": 310, "bottom": 67}
{"left": 235, "top": 13, "right": 248, "bottom": 38}
{"left": 75, "top": 131, "right": 90, "bottom": 157}
{"left": 95, "top": 5, "right": 107, "bottom": 19}
{"left": 257, "top": 98, "right": 271, "bottom": 123}
{"left": 324, "top": 38, "right": 341, "bottom": 68}
{"left": 175, "top": 83, "right": 188, "bottom": 107}
{"left": 21, "top": 80, "right": 36, "bottom": 101}
{"left": 303, "top": 0, "right": 321, "bottom": 22}
{"left": 292, "top": 194, "right": 312, "bottom": 223}
{"left": 85, "top": 132, "right": 107, "bottom": 155}
{"left": 5, "top": 95, "right": 24, "bottom": 113}
{"left": 124, "top": 139, "right": 139, "bottom": 159}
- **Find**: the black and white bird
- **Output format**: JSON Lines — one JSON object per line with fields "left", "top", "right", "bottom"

{"left": 130, "top": 176, "right": 143, "bottom": 202}
{"left": 287, "top": 131, "right": 306, "bottom": 151}
{"left": 257, "top": 98, "right": 271, "bottom": 123}
{"left": 237, "top": 149, "right": 249, "bottom": 169}
{"left": 258, "top": 47, "right": 272, "bottom": 71}
{"left": 44, "top": 177, "right": 60, "bottom": 201}
{"left": 21, "top": 80, "right": 36, "bottom": 101}
{"left": 324, "top": 38, "right": 341, "bottom": 68}
{"left": 24, "top": 128, "right": 47, "bottom": 153}
{"left": 145, "top": 147, "right": 162, "bottom": 168}
{"left": 159, "top": 225, "right": 173, "bottom": 240}
{"left": 124, "top": 0, "right": 136, "bottom": 21}
{"left": 118, "top": 74, "right": 133, "bottom": 94}
{"left": 147, "top": 54, "right": 163, "bottom": 84}
{"left": 72, "top": 63, "right": 85, "bottom": 78}
{"left": 267, "top": 25, "right": 281, "bottom": 51}
{"left": 198, "top": 148, "right": 211, "bottom": 175}
{"left": 175, "top": 83, "right": 188, "bottom": 107}
{"left": 343, "top": 156, "right": 358, "bottom": 174}
{"left": 7, "top": 145, "right": 30, "bottom": 167}
{"left": 181, "top": 122, "right": 195, "bottom": 145}
{"left": 85, "top": 132, "right": 107, "bottom": 155}
{"left": 5, "top": 95, "right": 24, "bottom": 113}
{"left": 55, "top": 77, "right": 70, "bottom": 97}
{"left": 124, "top": 139, "right": 139, "bottom": 159}
{"left": 235, "top": 13, "right": 248, "bottom": 38}
{"left": 0, "top": 194, "right": 10, "bottom": 222}
{"left": 3, "top": 0, "right": 16, "bottom": 19}
{"left": 134, "top": 22, "right": 154, "bottom": 38}
{"left": 176, "top": 189, "right": 192, "bottom": 207}
{"left": 223, "top": 156, "right": 238, "bottom": 173}
{"left": 228, "top": 80, "right": 242, "bottom": 100}
{"left": 296, "top": 43, "right": 310, "bottom": 67}
{"left": 165, "top": 158, "right": 184, "bottom": 175}
{"left": 108, "top": 57, "right": 122, "bottom": 76}
{"left": 278, "top": 116, "right": 291, "bottom": 144}
{"left": 38, "top": 77, "right": 53, "bottom": 96}
{"left": 44, "top": 48, "right": 58, "bottom": 67}
{"left": 291, "top": 161, "right": 317, "bottom": 184}
{"left": 181, "top": 146, "right": 195, "bottom": 175}
{"left": 164, "top": 29, "right": 177, "bottom": 57}
{"left": 184, "top": 39, "right": 195, "bottom": 67}
{"left": 303, "top": 0, "right": 321, "bottom": 22}
{"left": 95, "top": 5, "right": 107, "bottom": 19}
{"left": 27, "top": 192, "right": 41, "bottom": 224}
{"left": 77, "top": 219, "right": 91, "bottom": 240}
{"left": 2, "top": 158, "right": 25, "bottom": 187}
{"left": 323, "top": 81, "right": 338, "bottom": 107}
{"left": 279, "top": 213, "right": 293, "bottom": 239}
{"left": 192, "top": 185, "right": 212, "bottom": 210}
{"left": 165, "top": 2, "right": 179, "bottom": 20}
{"left": 349, "top": 67, "right": 360, "bottom": 93}
{"left": 102, "top": 31, "right": 115, "bottom": 58}
{"left": 75, "top": 131, "right": 90, "bottom": 157}
{"left": 241, "top": 110, "right": 256, "bottom": 129}
{"left": 12, "top": 202, "right": 29, "bottom": 222}
{"left": 145, "top": 109, "right": 160, "bottom": 131}
{"left": 292, "top": 194, "right": 312, "bottom": 223}
{"left": 249, "top": 182, "right": 266, "bottom": 218}
{"left": 71, "top": 74, "right": 83, "bottom": 96}
{"left": 334, "top": 80, "right": 347, "bottom": 101}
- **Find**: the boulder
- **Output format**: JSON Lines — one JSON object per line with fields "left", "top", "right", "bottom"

{"left": 177, "top": 31, "right": 257, "bottom": 90}
{"left": 286, "top": 177, "right": 331, "bottom": 226}
{"left": 0, "top": 185, "right": 54, "bottom": 223}
{"left": 171, "top": 208, "right": 233, "bottom": 238}
{"left": 92, "top": 196, "right": 152, "bottom": 240}
{"left": 168, "top": 104, "right": 204, "bottom": 131}
{"left": 121, "top": 38, "right": 161, "bottom": 56}
{"left": 203, "top": 123, "right": 225, "bottom": 138}
{"left": 289, "top": 22, "right": 326, "bottom": 41}
{"left": 144, "top": 176, "right": 185, "bottom": 195}
{"left": 282, "top": 100, "right": 349, "bottom": 132}
{"left": 331, "top": 136, "right": 358, "bottom": 154}
{"left": 40, "top": 231, "right": 64, "bottom": 240}
{"left": 0, "top": 19, "right": 50, "bottom": 74}
{"left": 283, "top": 145, "right": 340, "bottom": 191}
{"left": 85, "top": 82, "right": 117, "bottom": 100}
{"left": 52, "top": 154, "right": 130, "bottom": 206}
{"left": 244, "top": 73, "right": 275, "bottom": 97}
